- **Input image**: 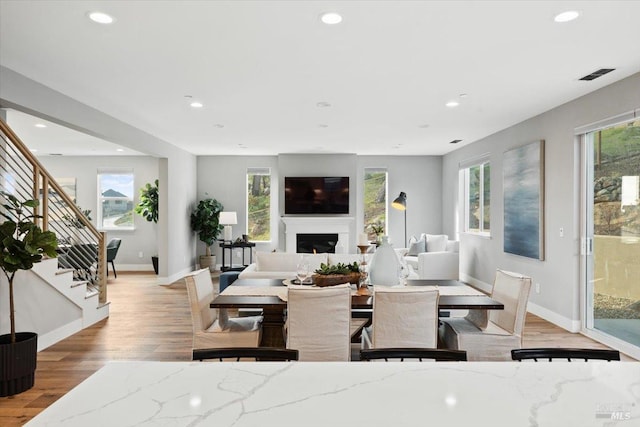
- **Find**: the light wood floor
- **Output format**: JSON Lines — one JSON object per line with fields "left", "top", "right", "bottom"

{"left": 0, "top": 272, "right": 634, "bottom": 426}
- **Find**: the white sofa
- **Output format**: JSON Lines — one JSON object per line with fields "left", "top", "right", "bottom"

{"left": 238, "top": 252, "right": 367, "bottom": 280}
{"left": 402, "top": 234, "right": 459, "bottom": 280}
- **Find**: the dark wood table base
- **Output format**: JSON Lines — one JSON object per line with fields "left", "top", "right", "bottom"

{"left": 261, "top": 307, "right": 286, "bottom": 348}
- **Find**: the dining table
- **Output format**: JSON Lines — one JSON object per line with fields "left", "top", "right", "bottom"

{"left": 211, "top": 278, "right": 503, "bottom": 347}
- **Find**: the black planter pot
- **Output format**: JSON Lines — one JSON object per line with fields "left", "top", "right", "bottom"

{"left": 0, "top": 332, "right": 38, "bottom": 397}
{"left": 152, "top": 256, "right": 159, "bottom": 275}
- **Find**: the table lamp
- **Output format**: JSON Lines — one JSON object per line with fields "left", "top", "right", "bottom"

{"left": 219, "top": 211, "right": 237, "bottom": 242}
{"left": 391, "top": 192, "right": 407, "bottom": 247}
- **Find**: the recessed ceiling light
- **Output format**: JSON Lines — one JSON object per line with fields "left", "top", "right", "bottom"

{"left": 554, "top": 11, "right": 580, "bottom": 23}
{"left": 34, "top": 123, "right": 46, "bottom": 128}
{"left": 190, "top": 102, "right": 203, "bottom": 108}
{"left": 446, "top": 101, "right": 459, "bottom": 108}
{"left": 213, "top": 124, "right": 224, "bottom": 128}
{"left": 116, "top": 148, "right": 124, "bottom": 152}
{"left": 318, "top": 124, "right": 329, "bottom": 128}
{"left": 88, "top": 12, "right": 114, "bottom": 24}
{"left": 320, "top": 12, "right": 342, "bottom": 25}
{"left": 316, "top": 101, "right": 331, "bottom": 108}
{"left": 419, "top": 124, "right": 430, "bottom": 129}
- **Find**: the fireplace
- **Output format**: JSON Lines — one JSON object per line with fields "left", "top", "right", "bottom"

{"left": 281, "top": 217, "right": 354, "bottom": 253}
{"left": 297, "top": 233, "right": 339, "bottom": 253}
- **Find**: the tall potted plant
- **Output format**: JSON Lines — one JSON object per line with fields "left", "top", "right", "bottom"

{"left": 134, "top": 180, "right": 159, "bottom": 274}
{"left": 190, "top": 198, "right": 223, "bottom": 271}
{"left": 0, "top": 192, "right": 58, "bottom": 396}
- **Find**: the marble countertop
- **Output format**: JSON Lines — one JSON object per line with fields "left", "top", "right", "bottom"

{"left": 27, "top": 361, "right": 640, "bottom": 427}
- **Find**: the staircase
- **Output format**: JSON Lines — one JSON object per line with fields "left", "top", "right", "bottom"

{"left": 0, "top": 118, "right": 109, "bottom": 350}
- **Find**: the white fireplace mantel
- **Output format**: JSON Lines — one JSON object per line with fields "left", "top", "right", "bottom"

{"left": 281, "top": 216, "right": 354, "bottom": 253}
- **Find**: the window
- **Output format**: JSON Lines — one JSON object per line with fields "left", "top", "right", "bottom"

{"left": 98, "top": 170, "right": 134, "bottom": 230}
{"left": 364, "top": 168, "right": 388, "bottom": 240}
{"left": 247, "top": 168, "right": 271, "bottom": 241}
{"left": 463, "top": 160, "right": 490, "bottom": 234}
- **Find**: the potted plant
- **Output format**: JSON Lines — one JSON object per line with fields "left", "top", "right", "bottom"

{"left": 0, "top": 192, "right": 58, "bottom": 396}
{"left": 134, "top": 180, "right": 159, "bottom": 274}
{"left": 312, "top": 262, "right": 361, "bottom": 287}
{"left": 367, "top": 222, "right": 385, "bottom": 246}
{"left": 190, "top": 198, "right": 224, "bottom": 271}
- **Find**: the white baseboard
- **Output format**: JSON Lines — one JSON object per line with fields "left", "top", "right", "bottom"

{"left": 158, "top": 265, "right": 196, "bottom": 285}
{"left": 37, "top": 319, "right": 83, "bottom": 351}
{"left": 527, "top": 302, "right": 581, "bottom": 333}
{"left": 116, "top": 263, "right": 154, "bottom": 272}
{"left": 461, "top": 273, "right": 581, "bottom": 333}
{"left": 460, "top": 273, "right": 492, "bottom": 294}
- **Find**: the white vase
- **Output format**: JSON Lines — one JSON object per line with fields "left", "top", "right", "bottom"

{"left": 368, "top": 236, "right": 400, "bottom": 286}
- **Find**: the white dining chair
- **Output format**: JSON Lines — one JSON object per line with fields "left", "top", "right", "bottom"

{"left": 439, "top": 269, "right": 532, "bottom": 361}
{"left": 361, "top": 286, "right": 439, "bottom": 349}
{"left": 185, "top": 268, "right": 263, "bottom": 355}
{"left": 286, "top": 284, "right": 352, "bottom": 361}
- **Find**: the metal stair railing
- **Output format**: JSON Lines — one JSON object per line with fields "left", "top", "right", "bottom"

{"left": 0, "top": 118, "right": 107, "bottom": 303}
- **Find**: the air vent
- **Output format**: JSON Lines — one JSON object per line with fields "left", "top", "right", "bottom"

{"left": 579, "top": 68, "right": 615, "bottom": 81}
{"left": 449, "top": 139, "right": 462, "bottom": 144}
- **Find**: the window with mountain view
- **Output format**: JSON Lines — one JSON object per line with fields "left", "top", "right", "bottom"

{"left": 464, "top": 161, "right": 490, "bottom": 234}
{"left": 98, "top": 171, "right": 134, "bottom": 230}
{"left": 247, "top": 168, "right": 271, "bottom": 241}
{"left": 364, "top": 168, "right": 387, "bottom": 241}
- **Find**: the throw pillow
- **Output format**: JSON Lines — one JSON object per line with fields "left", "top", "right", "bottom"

{"left": 407, "top": 238, "right": 426, "bottom": 256}
{"left": 425, "top": 234, "right": 448, "bottom": 252}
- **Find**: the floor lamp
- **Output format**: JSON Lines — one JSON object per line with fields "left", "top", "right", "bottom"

{"left": 392, "top": 192, "right": 407, "bottom": 247}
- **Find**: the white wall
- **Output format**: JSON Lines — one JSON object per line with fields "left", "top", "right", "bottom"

{"left": 38, "top": 155, "right": 160, "bottom": 269}
{"left": 196, "top": 156, "right": 279, "bottom": 261}
{"left": 442, "top": 71, "right": 640, "bottom": 326}
{"left": 358, "top": 156, "right": 442, "bottom": 247}
{"left": 197, "top": 154, "right": 443, "bottom": 258}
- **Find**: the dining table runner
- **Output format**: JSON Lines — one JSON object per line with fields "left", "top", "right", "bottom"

{"left": 220, "top": 283, "right": 486, "bottom": 301}
{"left": 413, "top": 285, "right": 486, "bottom": 296}
{"left": 221, "top": 286, "right": 290, "bottom": 301}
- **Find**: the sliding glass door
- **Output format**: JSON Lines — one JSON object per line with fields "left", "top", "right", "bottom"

{"left": 584, "top": 119, "right": 640, "bottom": 349}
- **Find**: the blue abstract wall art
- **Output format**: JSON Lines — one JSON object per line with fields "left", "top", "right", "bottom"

{"left": 503, "top": 140, "right": 545, "bottom": 260}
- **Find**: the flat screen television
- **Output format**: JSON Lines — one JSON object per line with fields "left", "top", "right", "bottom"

{"left": 284, "top": 177, "right": 349, "bottom": 214}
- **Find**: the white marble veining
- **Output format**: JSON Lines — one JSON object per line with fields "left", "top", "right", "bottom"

{"left": 27, "top": 361, "right": 640, "bottom": 427}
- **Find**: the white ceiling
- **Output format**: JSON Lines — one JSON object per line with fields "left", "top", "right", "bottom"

{"left": 1, "top": 0, "right": 640, "bottom": 156}
{"left": 3, "top": 109, "right": 145, "bottom": 156}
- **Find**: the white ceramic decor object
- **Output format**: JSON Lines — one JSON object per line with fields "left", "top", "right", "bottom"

{"left": 368, "top": 236, "right": 400, "bottom": 286}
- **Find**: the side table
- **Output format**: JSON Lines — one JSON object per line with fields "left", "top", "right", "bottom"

{"left": 219, "top": 241, "right": 256, "bottom": 271}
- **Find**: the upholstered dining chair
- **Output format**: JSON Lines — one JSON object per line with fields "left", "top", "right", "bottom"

{"left": 185, "top": 268, "right": 263, "bottom": 355}
{"left": 439, "top": 269, "right": 532, "bottom": 361}
{"left": 362, "top": 286, "right": 439, "bottom": 349}
{"left": 286, "top": 284, "right": 352, "bottom": 361}
{"left": 106, "top": 238, "right": 121, "bottom": 278}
